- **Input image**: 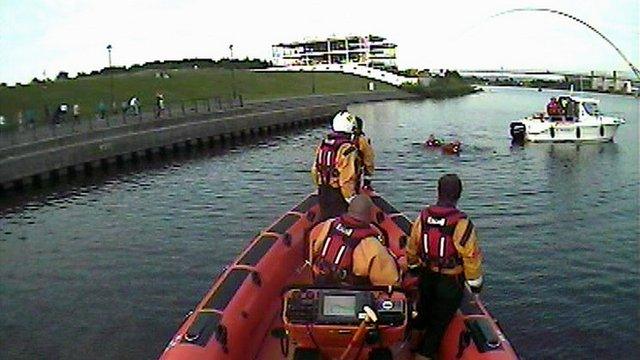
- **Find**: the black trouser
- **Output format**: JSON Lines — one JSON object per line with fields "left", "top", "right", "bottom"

{"left": 317, "top": 185, "right": 348, "bottom": 221}
{"left": 413, "top": 269, "right": 464, "bottom": 357}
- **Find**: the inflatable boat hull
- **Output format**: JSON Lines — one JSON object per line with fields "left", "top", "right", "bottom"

{"left": 160, "top": 193, "right": 518, "bottom": 359}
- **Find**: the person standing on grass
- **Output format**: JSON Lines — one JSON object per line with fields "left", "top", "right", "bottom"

{"left": 17, "top": 111, "right": 23, "bottom": 131}
{"left": 0, "top": 115, "right": 6, "bottom": 139}
{"left": 121, "top": 101, "right": 128, "bottom": 116}
{"left": 53, "top": 104, "right": 68, "bottom": 126}
{"left": 97, "top": 101, "right": 107, "bottom": 119}
{"left": 72, "top": 104, "right": 80, "bottom": 123}
{"left": 25, "top": 110, "right": 35, "bottom": 129}
{"left": 155, "top": 92, "right": 165, "bottom": 118}
{"left": 129, "top": 96, "right": 140, "bottom": 115}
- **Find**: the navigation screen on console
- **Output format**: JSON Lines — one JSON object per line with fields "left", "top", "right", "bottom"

{"left": 323, "top": 295, "right": 356, "bottom": 316}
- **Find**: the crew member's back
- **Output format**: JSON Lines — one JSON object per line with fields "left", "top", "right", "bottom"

{"left": 407, "top": 174, "right": 483, "bottom": 360}
{"left": 311, "top": 111, "right": 360, "bottom": 221}
{"left": 309, "top": 195, "right": 399, "bottom": 286}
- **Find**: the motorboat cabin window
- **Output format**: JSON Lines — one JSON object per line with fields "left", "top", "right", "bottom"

{"left": 583, "top": 102, "right": 599, "bottom": 116}
{"left": 566, "top": 101, "right": 578, "bottom": 121}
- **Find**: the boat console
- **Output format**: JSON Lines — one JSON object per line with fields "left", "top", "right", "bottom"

{"left": 282, "top": 287, "right": 408, "bottom": 351}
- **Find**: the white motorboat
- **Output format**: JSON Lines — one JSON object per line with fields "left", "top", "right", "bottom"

{"left": 510, "top": 95, "right": 625, "bottom": 143}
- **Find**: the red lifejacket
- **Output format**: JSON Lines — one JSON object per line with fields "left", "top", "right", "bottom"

{"left": 313, "top": 215, "right": 380, "bottom": 284}
{"left": 419, "top": 206, "right": 467, "bottom": 269}
{"left": 315, "top": 132, "right": 355, "bottom": 186}
{"left": 547, "top": 102, "right": 560, "bottom": 116}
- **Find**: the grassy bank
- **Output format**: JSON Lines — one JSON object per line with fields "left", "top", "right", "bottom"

{"left": 0, "top": 69, "right": 395, "bottom": 127}
{"left": 401, "top": 71, "right": 480, "bottom": 99}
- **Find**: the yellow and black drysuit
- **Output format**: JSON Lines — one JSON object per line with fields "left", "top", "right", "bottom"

{"left": 311, "top": 132, "right": 359, "bottom": 220}
{"left": 309, "top": 214, "right": 399, "bottom": 286}
{"left": 406, "top": 204, "right": 483, "bottom": 358}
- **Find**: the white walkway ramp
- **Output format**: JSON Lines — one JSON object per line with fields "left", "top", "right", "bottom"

{"left": 255, "top": 65, "right": 418, "bottom": 87}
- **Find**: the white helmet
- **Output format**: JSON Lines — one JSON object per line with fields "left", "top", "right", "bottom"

{"left": 332, "top": 111, "right": 356, "bottom": 133}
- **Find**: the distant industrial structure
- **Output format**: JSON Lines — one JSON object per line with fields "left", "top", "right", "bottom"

{"left": 272, "top": 35, "right": 398, "bottom": 70}
{"left": 588, "top": 71, "right": 633, "bottom": 93}
{"left": 563, "top": 71, "right": 635, "bottom": 94}
{"left": 461, "top": 70, "right": 637, "bottom": 95}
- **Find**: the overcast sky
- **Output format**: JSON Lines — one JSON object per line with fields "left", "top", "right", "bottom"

{"left": 0, "top": 0, "right": 638, "bottom": 84}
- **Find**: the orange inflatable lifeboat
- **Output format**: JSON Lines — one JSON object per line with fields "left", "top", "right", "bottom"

{"left": 159, "top": 193, "right": 519, "bottom": 360}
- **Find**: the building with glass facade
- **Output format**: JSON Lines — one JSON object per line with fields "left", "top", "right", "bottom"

{"left": 272, "top": 35, "right": 397, "bottom": 70}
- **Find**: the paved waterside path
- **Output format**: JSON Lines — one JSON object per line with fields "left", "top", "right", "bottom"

{"left": 0, "top": 91, "right": 414, "bottom": 190}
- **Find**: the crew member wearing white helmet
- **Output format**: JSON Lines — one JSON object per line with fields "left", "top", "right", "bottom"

{"left": 311, "top": 111, "right": 359, "bottom": 221}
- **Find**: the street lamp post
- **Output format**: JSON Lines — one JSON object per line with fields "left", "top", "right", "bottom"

{"left": 229, "top": 44, "right": 237, "bottom": 99}
{"left": 312, "top": 71, "right": 316, "bottom": 94}
{"left": 107, "top": 44, "right": 113, "bottom": 112}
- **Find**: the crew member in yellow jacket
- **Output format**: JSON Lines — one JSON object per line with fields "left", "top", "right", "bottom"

{"left": 309, "top": 194, "right": 399, "bottom": 286}
{"left": 406, "top": 174, "right": 483, "bottom": 360}
{"left": 311, "top": 111, "right": 360, "bottom": 220}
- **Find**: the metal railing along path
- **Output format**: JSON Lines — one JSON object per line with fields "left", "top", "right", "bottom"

{"left": 0, "top": 91, "right": 411, "bottom": 159}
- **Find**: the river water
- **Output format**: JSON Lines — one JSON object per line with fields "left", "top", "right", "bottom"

{"left": 0, "top": 87, "right": 638, "bottom": 359}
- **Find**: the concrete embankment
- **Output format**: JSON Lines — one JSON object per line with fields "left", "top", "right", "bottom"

{"left": 0, "top": 91, "right": 415, "bottom": 191}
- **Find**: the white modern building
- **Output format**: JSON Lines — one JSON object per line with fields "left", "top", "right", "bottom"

{"left": 272, "top": 35, "right": 398, "bottom": 70}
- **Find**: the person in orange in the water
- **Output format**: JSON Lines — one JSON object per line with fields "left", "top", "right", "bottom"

{"left": 424, "top": 134, "right": 444, "bottom": 148}
{"left": 441, "top": 140, "right": 461, "bottom": 155}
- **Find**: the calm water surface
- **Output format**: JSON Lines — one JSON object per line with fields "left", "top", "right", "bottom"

{"left": 1, "top": 87, "right": 638, "bottom": 359}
